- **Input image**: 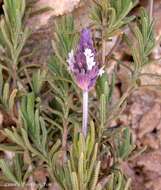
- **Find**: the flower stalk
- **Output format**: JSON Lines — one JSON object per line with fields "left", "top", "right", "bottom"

{"left": 82, "top": 90, "right": 88, "bottom": 137}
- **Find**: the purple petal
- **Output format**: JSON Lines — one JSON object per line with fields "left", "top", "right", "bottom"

{"left": 79, "top": 28, "right": 94, "bottom": 51}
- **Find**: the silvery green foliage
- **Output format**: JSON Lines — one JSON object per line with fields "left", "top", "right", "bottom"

{"left": 0, "top": 0, "right": 30, "bottom": 88}
{"left": 91, "top": 0, "right": 137, "bottom": 38}
{"left": 0, "top": 0, "right": 156, "bottom": 189}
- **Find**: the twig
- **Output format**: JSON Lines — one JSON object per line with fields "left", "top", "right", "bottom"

{"left": 12, "top": 65, "right": 17, "bottom": 88}
{"left": 112, "top": 57, "right": 133, "bottom": 73}
{"left": 106, "top": 35, "right": 122, "bottom": 62}
{"left": 61, "top": 119, "right": 68, "bottom": 163}
{"left": 24, "top": 68, "right": 33, "bottom": 89}
{"left": 102, "top": 12, "right": 107, "bottom": 65}
{"left": 105, "top": 85, "right": 135, "bottom": 126}
{"left": 140, "top": 73, "right": 161, "bottom": 79}
{"left": 139, "top": 84, "right": 161, "bottom": 88}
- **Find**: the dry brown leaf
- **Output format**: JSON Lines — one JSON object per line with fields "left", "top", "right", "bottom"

{"left": 138, "top": 103, "right": 161, "bottom": 138}
{"left": 137, "top": 151, "right": 161, "bottom": 174}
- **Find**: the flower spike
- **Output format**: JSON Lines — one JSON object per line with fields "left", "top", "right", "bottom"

{"left": 67, "top": 28, "right": 104, "bottom": 137}
{"left": 67, "top": 28, "right": 103, "bottom": 91}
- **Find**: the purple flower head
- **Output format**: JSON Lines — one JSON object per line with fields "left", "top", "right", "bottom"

{"left": 67, "top": 28, "right": 104, "bottom": 91}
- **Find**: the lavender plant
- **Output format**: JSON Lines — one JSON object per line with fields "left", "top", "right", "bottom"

{"left": 0, "top": 0, "right": 157, "bottom": 189}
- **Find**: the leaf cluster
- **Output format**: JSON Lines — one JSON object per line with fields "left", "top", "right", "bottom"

{"left": 91, "top": 0, "right": 136, "bottom": 38}
{"left": 0, "top": 0, "right": 29, "bottom": 72}
{"left": 124, "top": 8, "right": 155, "bottom": 77}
